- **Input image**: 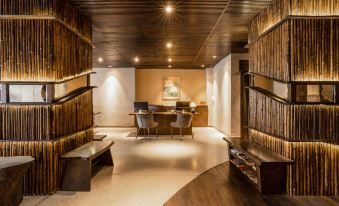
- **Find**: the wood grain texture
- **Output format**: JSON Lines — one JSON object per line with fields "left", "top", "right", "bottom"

{"left": 0, "top": 0, "right": 92, "bottom": 40}
{"left": 164, "top": 162, "right": 339, "bottom": 206}
{"left": 192, "top": 105, "right": 208, "bottom": 127}
{"left": 249, "top": 0, "right": 339, "bottom": 42}
{"left": 0, "top": 128, "right": 93, "bottom": 195}
{"left": 250, "top": 130, "right": 339, "bottom": 195}
{"left": 248, "top": 88, "right": 339, "bottom": 141}
{"left": 249, "top": 21, "right": 290, "bottom": 81}
{"left": 0, "top": 90, "right": 93, "bottom": 141}
{"left": 0, "top": 156, "right": 34, "bottom": 206}
{"left": 290, "top": 19, "right": 339, "bottom": 81}
{"left": 68, "top": 0, "right": 272, "bottom": 69}
{"left": 0, "top": 19, "right": 92, "bottom": 82}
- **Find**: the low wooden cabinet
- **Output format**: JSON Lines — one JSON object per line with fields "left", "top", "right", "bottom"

{"left": 224, "top": 137, "right": 294, "bottom": 194}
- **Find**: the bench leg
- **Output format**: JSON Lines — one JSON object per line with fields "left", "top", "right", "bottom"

{"left": 97, "top": 148, "right": 114, "bottom": 166}
{"left": 61, "top": 159, "right": 91, "bottom": 191}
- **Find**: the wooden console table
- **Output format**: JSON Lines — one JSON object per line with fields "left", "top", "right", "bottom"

{"left": 223, "top": 137, "right": 294, "bottom": 194}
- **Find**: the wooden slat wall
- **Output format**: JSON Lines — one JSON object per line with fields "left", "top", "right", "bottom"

{"left": 0, "top": 128, "right": 93, "bottom": 195}
{"left": 51, "top": 90, "right": 93, "bottom": 138}
{"left": 249, "top": 130, "right": 339, "bottom": 195}
{"left": 248, "top": 88, "right": 291, "bottom": 138}
{"left": 291, "top": 19, "right": 339, "bottom": 81}
{"left": 0, "top": 91, "right": 93, "bottom": 141}
{"left": 0, "top": 104, "right": 51, "bottom": 141}
{"left": 249, "top": 88, "right": 339, "bottom": 141}
{"left": 249, "top": 0, "right": 289, "bottom": 42}
{"left": 0, "top": 19, "right": 92, "bottom": 82}
{"left": 250, "top": 18, "right": 339, "bottom": 82}
{"left": 0, "top": 0, "right": 91, "bottom": 40}
{"left": 249, "top": 0, "right": 339, "bottom": 42}
{"left": 249, "top": 21, "right": 290, "bottom": 81}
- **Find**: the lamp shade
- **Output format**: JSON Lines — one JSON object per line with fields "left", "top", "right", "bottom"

{"left": 190, "top": 102, "right": 197, "bottom": 108}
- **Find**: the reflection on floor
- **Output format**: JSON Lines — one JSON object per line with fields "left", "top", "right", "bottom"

{"left": 164, "top": 162, "right": 339, "bottom": 206}
{"left": 21, "top": 127, "right": 228, "bottom": 206}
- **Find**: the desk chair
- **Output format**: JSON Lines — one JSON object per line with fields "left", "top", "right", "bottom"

{"left": 136, "top": 113, "right": 158, "bottom": 140}
{"left": 171, "top": 112, "right": 194, "bottom": 141}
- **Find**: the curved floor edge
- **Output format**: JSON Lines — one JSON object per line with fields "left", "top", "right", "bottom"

{"left": 163, "top": 162, "right": 339, "bottom": 206}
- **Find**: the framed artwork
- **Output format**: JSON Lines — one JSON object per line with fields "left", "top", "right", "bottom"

{"left": 163, "top": 77, "right": 180, "bottom": 100}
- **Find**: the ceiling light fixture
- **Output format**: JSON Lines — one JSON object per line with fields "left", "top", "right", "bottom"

{"left": 201, "top": 65, "right": 205, "bottom": 68}
{"left": 134, "top": 56, "right": 139, "bottom": 63}
{"left": 213, "top": 56, "right": 217, "bottom": 59}
{"left": 165, "top": 5, "right": 173, "bottom": 13}
{"left": 166, "top": 42, "right": 172, "bottom": 49}
{"left": 108, "top": 65, "right": 113, "bottom": 68}
{"left": 168, "top": 65, "right": 172, "bottom": 68}
{"left": 98, "top": 57, "right": 103, "bottom": 62}
{"left": 168, "top": 58, "right": 172, "bottom": 62}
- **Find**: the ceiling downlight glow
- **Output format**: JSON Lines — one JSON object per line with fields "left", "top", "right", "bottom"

{"left": 134, "top": 56, "right": 139, "bottom": 63}
{"left": 165, "top": 5, "right": 173, "bottom": 13}
{"left": 98, "top": 57, "right": 103, "bottom": 62}
{"left": 166, "top": 42, "right": 172, "bottom": 49}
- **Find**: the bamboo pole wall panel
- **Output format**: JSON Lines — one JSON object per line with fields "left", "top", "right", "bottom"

{"left": 0, "top": 90, "right": 93, "bottom": 141}
{"left": 0, "top": 19, "right": 92, "bottom": 82}
{"left": 290, "top": 19, "right": 339, "bottom": 81}
{"left": 51, "top": 90, "right": 93, "bottom": 138}
{"left": 249, "top": 0, "right": 290, "bottom": 42}
{"left": 249, "top": 0, "right": 339, "bottom": 42}
{"left": 0, "top": 128, "right": 93, "bottom": 195}
{"left": 249, "top": 21, "right": 290, "bottom": 81}
{"left": 0, "top": 0, "right": 92, "bottom": 41}
{"left": 249, "top": 88, "right": 339, "bottom": 141}
{"left": 0, "top": 104, "right": 51, "bottom": 140}
{"left": 249, "top": 18, "right": 339, "bottom": 82}
{"left": 249, "top": 130, "right": 339, "bottom": 195}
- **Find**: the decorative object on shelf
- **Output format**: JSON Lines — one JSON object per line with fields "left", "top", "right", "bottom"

{"left": 163, "top": 77, "right": 180, "bottom": 100}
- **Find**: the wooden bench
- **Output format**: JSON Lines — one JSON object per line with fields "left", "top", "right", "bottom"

{"left": 93, "top": 134, "right": 107, "bottom": 141}
{"left": 60, "top": 140, "right": 114, "bottom": 191}
{"left": 223, "top": 137, "right": 294, "bottom": 194}
{"left": 0, "top": 156, "right": 34, "bottom": 206}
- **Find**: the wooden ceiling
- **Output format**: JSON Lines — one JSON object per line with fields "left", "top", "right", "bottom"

{"left": 68, "top": 0, "right": 272, "bottom": 69}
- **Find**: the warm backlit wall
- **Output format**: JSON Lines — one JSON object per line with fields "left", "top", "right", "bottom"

{"left": 207, "top": 53, "right": 248, "bottom": 136}
{"left": 136, "top": 69, "right": 207, "bottom": 105}
{"left": 91, "top": 67, "right": 135, "bottom": 126}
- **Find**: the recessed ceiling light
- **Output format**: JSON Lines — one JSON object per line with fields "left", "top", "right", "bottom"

{"left": 168, "top": 58, "right": 172, "bottom": 62}
{"left": 165, "top": 5, "right": 173, "bottom": 13}
{"left": 201, "top": 65, "right": 205, "bottom": 68}
{"left": 166, "top": 42, "right": 172, "bottom": 49}
{"left": 213, "top": 56, "right": 217, "bottom": 59}
{"left": 108, "top": 65, "right": 113, "bottom": 68}
{"left": 134, "top": 56, "right": 139, "bottom": 63}
{"left": 98, "top": 57, "right": 103, "bottom": 62}
{"left": 168, "top": 65, "right": 172, "bottom": 68}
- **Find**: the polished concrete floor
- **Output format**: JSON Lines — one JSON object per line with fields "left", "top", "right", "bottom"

{"left": 21, "top": 127, "right": 228, "bottom": 206}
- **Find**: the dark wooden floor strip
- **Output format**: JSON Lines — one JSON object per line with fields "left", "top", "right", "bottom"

{"left": 164, "top": 162, "right": 339, "bottom": 206}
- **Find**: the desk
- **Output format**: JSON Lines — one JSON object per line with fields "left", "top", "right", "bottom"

{"left": 130, "top": 112, "right": 199, "bottom": 135}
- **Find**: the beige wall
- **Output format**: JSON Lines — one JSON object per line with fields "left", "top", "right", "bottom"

{"left": 136, "top": 69, "right": 206, "bottom": 106}
{"left": 207, "top": 53, "right": 248, "bottom": 136}
{"left": 91, "top": 67, "right": 135, "bottom": 127}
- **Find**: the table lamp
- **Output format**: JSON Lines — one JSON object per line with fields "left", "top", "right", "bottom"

{"left": 190, "top": 102, "right": 197, "bottom": 113}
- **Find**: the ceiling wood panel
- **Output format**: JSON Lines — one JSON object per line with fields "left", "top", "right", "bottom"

{"left": 68, "top": 0, "right": 272, "bottom": 69}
